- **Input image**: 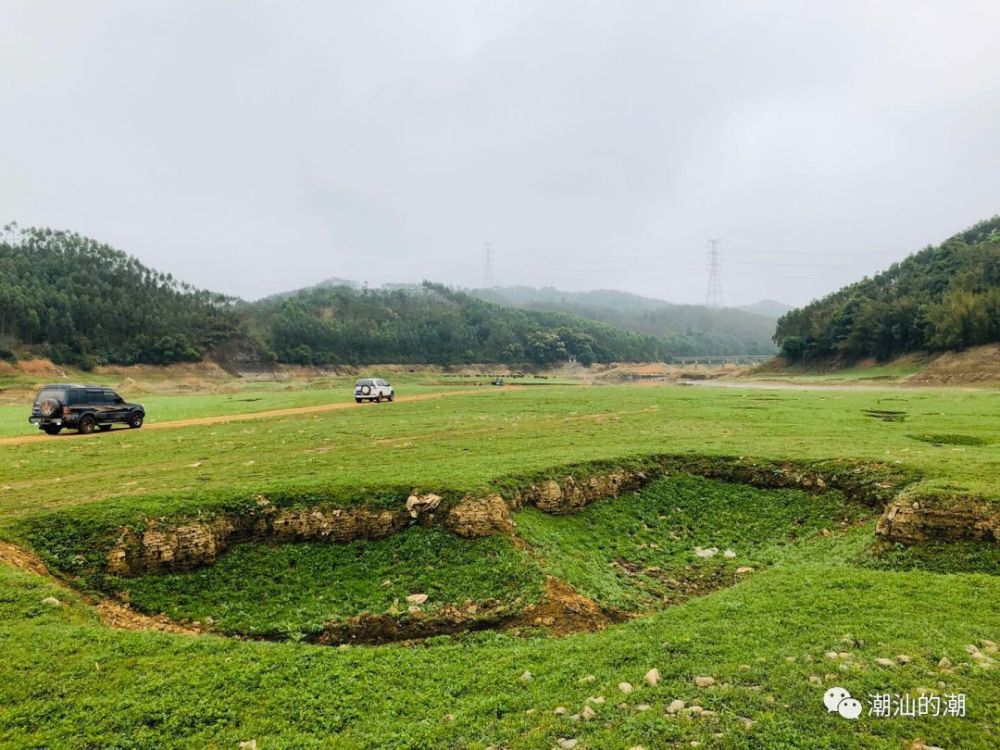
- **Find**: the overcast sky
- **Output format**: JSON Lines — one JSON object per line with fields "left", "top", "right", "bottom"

{"left": 2, "top": 1, "right": 998, "bottom": 306}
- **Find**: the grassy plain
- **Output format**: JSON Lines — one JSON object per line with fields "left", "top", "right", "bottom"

{"left": 0, "top": 373, "right": 998, "bottom": 748}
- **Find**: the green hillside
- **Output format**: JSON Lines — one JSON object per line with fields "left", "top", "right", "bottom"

{"left": 774, "top": 216, "right": 1000, "bottom": 362}
{"left": 473, "top": 286, "right": 779, "bottom": 356}
{"left": 0, "top": 226, "right": 248, "bottom": 368}
{"left": 250, "top": 282, "right": 666, "bottom": 365}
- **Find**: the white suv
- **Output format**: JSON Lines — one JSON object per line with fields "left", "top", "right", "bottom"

{"left": 354, "top": 378, "right": 394, "bottom": 403}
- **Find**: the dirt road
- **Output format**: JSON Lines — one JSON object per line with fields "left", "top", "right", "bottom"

{"left": 0, "top": 388, "right": 496, "bottom": 447}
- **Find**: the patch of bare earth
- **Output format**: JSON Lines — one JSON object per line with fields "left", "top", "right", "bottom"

{"left": 0, "top": 540, "right": 200, "bottom": 636}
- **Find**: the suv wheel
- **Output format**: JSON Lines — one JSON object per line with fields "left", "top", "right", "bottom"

{"left": 78, "top": 415, "right": 96, "bottom": 434}
{"left": 43, "top": 425, "right": 62, "bottom": 436}
{"left": 387, "top": 392, "right": 394, "bottom": 402}
{"left": 128, "top": 412, "right": 144, "bottom": 429}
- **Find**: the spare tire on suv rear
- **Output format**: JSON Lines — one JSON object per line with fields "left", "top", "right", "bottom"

{"left": 39, "top": 398, "right": 61, "bottom": 418}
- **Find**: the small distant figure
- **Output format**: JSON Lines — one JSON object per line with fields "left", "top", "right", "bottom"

{"left": 491, "top": 376, "right": 505, "bottom": 386}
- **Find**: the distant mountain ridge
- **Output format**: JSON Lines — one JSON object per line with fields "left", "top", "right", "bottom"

{"left": 471, "top": 286, "right": 779, "bottom": 356}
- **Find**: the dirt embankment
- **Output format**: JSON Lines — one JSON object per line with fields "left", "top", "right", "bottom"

{"left": 876, "top": 493, "right": 1000, "bottom": 544}
{"left": 104, "top": 456, "right": 920, "bottom": 577}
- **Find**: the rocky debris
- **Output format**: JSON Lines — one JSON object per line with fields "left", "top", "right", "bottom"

{"left": 520, "top": 671, "right": 533, "bottom": 682}
{"left": 556, "top": 739, "right": 578, "bottom": 750}
{"left": 107, "top": 505, "right": 409, "bottom": 576}
{"left": 405, "top": 492, "right": 441, "bottom": 518}
{"left": 937, "top": 657, "right": 953, "bottom": 670}
{"left": 876, "top": 492, "right": 1000, "bottom": 544}
{"left": 723, "top": 549, "right": 737, "bottom": 558}
{"left": 735, "top": 566, "right": 754, "bottom": 575}
{"left": 40, "top": 596, "right": 61, "bottom": 607}
{"left": 581, "top": 674, "right": 597, "bottom": 684}
{"left": 554, "top": 706, "right": 567, "bottom": 715}
{"left": 694, "top": 547, "right": 719, "bottom": 558}
{"left": 446, "top": 494, "right": 514, "bottom": 538}
{"left": 587, "top": 696, "right": 605, "bottom": 705}
{"left": 238, "top": 742, "right": 257, "bottom": 750}
{"left": 635, "top": 704, "right": 651, "bottom": 711}
{"left": 618, "top": 682, "right": 634, "bottom": 694}
{"left": 694, "top": 675, "right": 715, "bottom": 688}
{"left": 897, "top": 654, "right": 912, "bottom": 663}
{"left": 739, "top": 717, "right": 755, "bottom": 729}
{"left": 406, "top": 593, "right": 428, "bottom": 605}
{"left": 513, "top": 469, "right": 648, "bottom": 514}
{"left": 581, "top": 705, "right": 596, "bottom": 721}
{"left": 875, "top": 657, "right": 896, "bottom": 667}
{"left": 666, "top": 699, "right": 686, "bottom": 714}
{"left": 644, "top": 668, "right": 661, "bottom": 687}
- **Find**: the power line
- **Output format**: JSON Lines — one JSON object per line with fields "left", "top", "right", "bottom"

{"left": 706, "top": 238, "right": 723, "bottom": 308}
{"left": 482, "top": 241, "right": 495, "bottom": 288}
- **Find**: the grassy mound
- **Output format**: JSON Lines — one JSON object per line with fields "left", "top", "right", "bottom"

{"left": 858, "top": 539, "right": 1000, "bottom": 575}
{"left": 105, "top": 528, "right": 545, "bottom": 639}
{"left": 516, "top": 474, "right": 874, "bottom": 611}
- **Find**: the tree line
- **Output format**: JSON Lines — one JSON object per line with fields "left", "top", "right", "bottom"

{"left": 774, "top": 216, "right": 1000, "bottom": 362}
{"left": 0, "top": 226, "right": 666, "bottom": 367}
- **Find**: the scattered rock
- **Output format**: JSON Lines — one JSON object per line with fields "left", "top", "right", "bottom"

{"left": 405, "top": 593, "right": 428, "bottom": 605}
{"left": 238, "top": 742, "right": 257, "bottom": 750}
{"left": 581, "top": 705, "right": 596, "bottom": 721}
{"left": 581, "top": 674, "right": 597, "bottom": 684}
{"left": 554, "top": 706, "right": 566, "bottom": 716}
{"left": 443, "top": 714, "right": 455, "bottom": 722}
{"left": 875, "top": 658, "right": 896, "bottom": 667}
{"left": 557, "top": 739, "right": 578, "bottom": 750}
{"left": 825, "top": 651, "right": 839, "bottom": 660}
{"left": 618, "top": 682, "right": 634, "bottom": 694}
{"left": 808, "top": 675, "right": 822, "bottom": 686}
{"left": 938, "top": 657, "right": 953, "bottom": 669}
{"left": 694, "top": 675, "right": 715, "bottom": 688}
{"left": 897, "top": 654, "right": 912, "bottom": 664}
{"left": 40, "top": 597, "right": 60, "bottom": 607}
{"left": 735, "top": 566, "right": 754, "bottom": 575}
{"left": 723, "top": 549, "right": 737, "bottom": 558}
{"left": 694, "top": 546, "right": 719, "bottom": 558}
{"left": 635, "top": 703, "right": 651, "bottom": 712}
{"left": 407, "top": 605, "right": 421, "bottom": 613}
{"left": 689, "top": 705, "right": 704, "bottom": 715}
{"left": 644, "top": 668, "right": 661, "bottom": 687}
{"left": 405, "top": 492, "right": 441, "bottom": 518}
{"left": 588, "top": 696, "right": 605, "bottom": 704}
{"left": 666, "top": 699, "right": 686, "bottom": 714}
{"left": 739, "top": 717, "right": 755, "bottom": 729}
{"left": 520, "top": 671, "right": 533, "bottom": 682}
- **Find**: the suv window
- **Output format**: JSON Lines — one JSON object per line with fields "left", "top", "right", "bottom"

{"left": 356, "top": 379, "right": 374, "bottom": 386}
{"left": 85, "top": 389, "right": 103, "bottom": 403}
{"left": 68, "top": 389, "right": 87, "bottom": 405}
{"left": 103, "top": 391, "right": 121, "bottom": 404}
{"left": 36, "top": 388, "right": 66, "bottom": 404}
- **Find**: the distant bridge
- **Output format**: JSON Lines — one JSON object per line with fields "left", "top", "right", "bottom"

{"left": 670, "top": 354, "right": 775, "bottom": 366}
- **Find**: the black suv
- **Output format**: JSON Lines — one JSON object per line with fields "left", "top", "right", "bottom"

{"left": 29, "top": 384, "right": 145, "bottom": 435}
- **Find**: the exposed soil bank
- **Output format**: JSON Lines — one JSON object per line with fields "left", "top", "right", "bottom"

{"left": 876, "top": 493, "right": 1000, "bottom": 544}
{"left": 307, "top": 577, "right": 618, "bottom": 646}
{"left": 103, "top": 455, "right": 920, "bottom": 578}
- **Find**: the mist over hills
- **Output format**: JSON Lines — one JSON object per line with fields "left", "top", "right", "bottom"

{"left": 471, "top": 286, "right": 780, "bottom": 356}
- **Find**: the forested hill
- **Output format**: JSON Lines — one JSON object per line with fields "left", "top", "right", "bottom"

{"left": 0, "top": 226, "right": 248, "bottom": 367}
{"left": 774, "top": 216, "right": 1000, "bottom": 362}
{"left": 0, "top": 227, "right": 666, "bottom": 367}
{"left": 472, "top": 286, "right": 778, "bottom": 356}
{"left": 250, "top": 283, "right": 666, "bottom": 365}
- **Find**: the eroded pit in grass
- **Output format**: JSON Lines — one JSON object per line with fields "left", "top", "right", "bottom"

{"left": 102, "top": 474, "right": 876, "bottom": 643}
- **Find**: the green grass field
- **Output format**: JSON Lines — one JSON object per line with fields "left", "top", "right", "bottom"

{"left": 0, "top": 376, "right": 997, "bottom": 748}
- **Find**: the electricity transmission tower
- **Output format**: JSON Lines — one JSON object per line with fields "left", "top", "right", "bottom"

{"left": 706, "top": 238, "right": 723, "bottom": 308}
{"left": 482, "top": 242, "right": 495, "bottom": 288}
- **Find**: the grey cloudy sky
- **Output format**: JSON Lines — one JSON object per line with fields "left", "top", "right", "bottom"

{"left": 2, "top": 1, "right": 998, "bottom": 306}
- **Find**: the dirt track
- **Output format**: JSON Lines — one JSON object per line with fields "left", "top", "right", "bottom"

{"left": 0, "top": 388, "right": 495, "bottom": 447}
